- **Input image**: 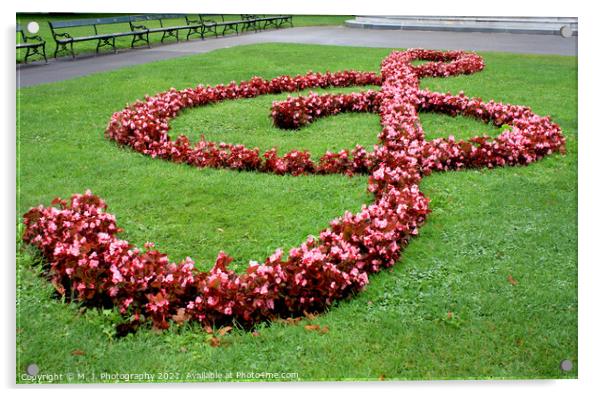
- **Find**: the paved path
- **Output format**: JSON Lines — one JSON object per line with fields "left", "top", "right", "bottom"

{"left": 17, "top": 26, "right": 577, "bottom": 88}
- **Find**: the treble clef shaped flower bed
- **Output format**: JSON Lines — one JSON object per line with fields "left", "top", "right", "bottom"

{"left": 22, "top": 49, "right": 566, "bottom": 330}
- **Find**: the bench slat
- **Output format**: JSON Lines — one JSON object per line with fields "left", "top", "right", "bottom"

{"left": 130, "top": 14, "right": 187, "bottom": 22}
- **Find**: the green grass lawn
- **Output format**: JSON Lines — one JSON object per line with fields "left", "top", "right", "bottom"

{"left": 16, "top": 43, "right": 577, "bottom": 382}
{"left": 16, "top": 13, "right": 351, "bottom": 63}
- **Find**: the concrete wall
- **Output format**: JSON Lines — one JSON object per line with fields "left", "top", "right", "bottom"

{"left": 346, "top": 16, "right": 578, "bottom": 36}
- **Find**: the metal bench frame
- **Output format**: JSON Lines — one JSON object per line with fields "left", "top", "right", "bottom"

{"left": 241, "top": 14, "right": 294, "bottom": 31}
{"left": 187, "top": 14, "right": 295, "bottom": 38}
{"left": 276, "top": 15, "right": 294, "bottom": 28}
{"left": 17, "top": 24, "right": 47, "bottom": 63}
{"left": 240, "top": 15, "right": 262, "bottom": 33}
{"left": 184, "top": 15, "right": 206, "bottom": 40}
{"left": 187, "top": 14, "right": 294, "bottom": 39}
{"left": 190, "top": 14, "right": 249, "bottom": 38}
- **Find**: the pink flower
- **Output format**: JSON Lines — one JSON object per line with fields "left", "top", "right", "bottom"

{"left": 110, "top": 265, "right": 123, "bottom": 283}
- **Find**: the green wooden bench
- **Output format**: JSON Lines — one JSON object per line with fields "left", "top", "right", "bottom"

{"left": 48, "top": 16, "right": 143, "bottom": 59}
{"left": 186, "top": 14, "right": 251, "bottom": 38}
{"left": 128, "top": 14, "right": 202, "bottom": 46}
{"left": 276, "top": 15, "right": 294, "bottom": 28}
{"left": 185, "top": 14, "right": 294, "bottom": 39}
{"left": 241, "top": 14, "right": 294, "bottom": 31}
{"left": 17, "top": 24, "right": 47, "bottom": 63}
{"left": 240, "top": 15, "right": 263, "bottom": 32}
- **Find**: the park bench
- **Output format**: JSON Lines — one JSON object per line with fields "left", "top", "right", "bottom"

{"left": 185, "top": 14, "right": 294, "bottom": 39}
{"left": 48, "top": 16, "right": 143, "bottom": 59}
{"left": 276, "top": 15, "right": 294, "bottom": 28}
{"left": 241, "top": 14, "right": 294, "bottom": 31}
{"left": 240, "top": 15, "right": 264, "bottom": 33}
{"left": 186, "top": 14, "right": 254, "bottom": 38}
{"left": 16, "top": 24, "right": 47, "bottom": 63}
{"left": 184, "top": 15, "right": 206, "bottom": 40}
{"left": 128, "top": 14, "right": 202, "bottom": 46}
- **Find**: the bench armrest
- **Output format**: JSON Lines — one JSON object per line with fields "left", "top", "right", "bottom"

{"left": 130, "top": 23, "right": 148, "bottom": 31}
{"left": 27, "top": 34, "right": 45, "bottom": 43}
{"left": 53, "top": 32, "right": 72, "bottom": 40}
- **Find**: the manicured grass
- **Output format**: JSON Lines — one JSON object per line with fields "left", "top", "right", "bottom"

{"left": 16, "top": 43, "right": 577, "bottom": 382}
{"left": 16, "top": 13, "right": 351, "bottom": 63}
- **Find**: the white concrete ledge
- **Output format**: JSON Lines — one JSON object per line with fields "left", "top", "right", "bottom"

{"left": 346, "top": 16, "right": 578, "bottom": 36}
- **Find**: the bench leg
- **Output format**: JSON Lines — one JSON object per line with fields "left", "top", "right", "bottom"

{"left": 131, "top": 32, "right": 150, "bottom": 48}
{"left": 53, "top": 43, "right": 58, "bottom": 58}
{"left": 187, "top": 27, "right": 203, "bottom": 41}
{"left": 23, "top": 44, "right": 47, "bottom": 63}
{"left": 54, "top": 42, "right": 75, "bottom": 59}
{"left": 222, "top": 24, "right": 238, "bottom": 36}
{"left": 26, "top": 43, "right": 49, "bottom": 63}
{"left": 242, "top": 21, "right": 257, "bottom": 33}
{"left": 96, "top": 37, "right": 117, "bottom": 54}
{"left": 42, "top": 43, "right": 47, "bottom": 63}
{"left": 204, "top": 25, "right": 218, "bottom": 38}
{"left": 161, "top": 29, "right": 178, "bottom": 44}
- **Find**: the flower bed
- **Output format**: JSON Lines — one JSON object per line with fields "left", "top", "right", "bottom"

{"left": 22, "top": 49, "right": 566, "bottom": 330}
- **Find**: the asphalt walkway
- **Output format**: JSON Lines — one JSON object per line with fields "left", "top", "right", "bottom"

{"left": 16, "top": 26, "right": 577, "bottom": 88}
